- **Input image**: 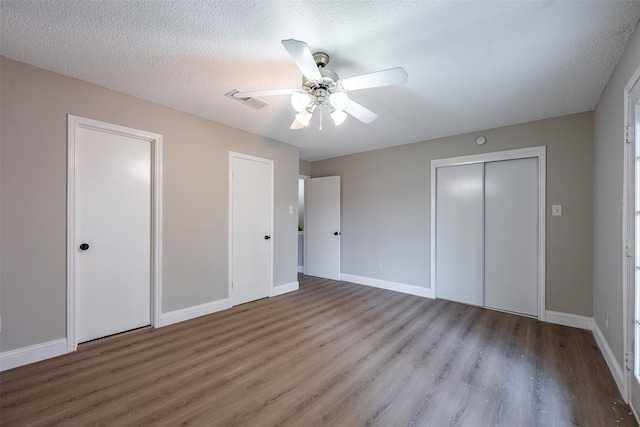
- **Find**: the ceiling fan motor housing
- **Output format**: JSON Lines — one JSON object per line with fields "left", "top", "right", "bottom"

{"left": 302, "top": 67, "right": 341, "bottom": 104}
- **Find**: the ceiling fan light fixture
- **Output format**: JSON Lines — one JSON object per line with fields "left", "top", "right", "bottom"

{"left": 291, "top": 92, "right": 312, "bottom": 112}
{"left": 295, "top": 105, "right": 315, "bottom": 127}
{"left": 330, "top": 109, "right": 347, "bottom": 126}
{"left": 328, "top": 92, "right": 349, "bottom": 111}
{"left": 290, "top": 118, "right": 306, "bottom": 130}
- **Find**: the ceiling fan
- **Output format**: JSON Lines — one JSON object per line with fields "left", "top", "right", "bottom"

{"left": 232, "top": 39, "right": 408, "bottom": 130}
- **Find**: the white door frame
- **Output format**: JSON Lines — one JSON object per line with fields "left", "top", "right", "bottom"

{"left": 623, "top": 63, "right": 640, "bottom": 408}
{"left": 299, "top": 175, "right": 310, "bottom": 274}
{"left": 228, "top": 151, "right": 274, "bottom": 303}
{"left": 430, "top": 146, "right": 547, "bottom": 320}
{"left": 67, "top": 115, "right": 163, "bottom": 352}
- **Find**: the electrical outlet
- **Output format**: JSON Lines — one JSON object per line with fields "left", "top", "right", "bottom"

{"left": 605, "top": 310, "right": 609, "bottom": 328}
{"left": 377, "top": 263, "right": 383, "bottom": 271}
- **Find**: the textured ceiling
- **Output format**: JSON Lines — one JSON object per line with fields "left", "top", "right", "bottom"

{"left": 2, "top": 1, "right": 640, "bottom": 161}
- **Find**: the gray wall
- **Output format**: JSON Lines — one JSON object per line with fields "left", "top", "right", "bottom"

{"left": 0, "top": 57, "right": 299, "bottom": 352}
{"left": 593, "top": 22, "right": 640, "bottom": 370}
{"left": 312, "top": 112, "right": 594, "bottom": 317}
{"left": 299, "top": 159, "right": 311, "bottom": 177}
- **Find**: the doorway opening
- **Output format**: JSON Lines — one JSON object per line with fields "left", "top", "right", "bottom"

{"left": 298, "top": 175, "right": 309, "bottom": 273}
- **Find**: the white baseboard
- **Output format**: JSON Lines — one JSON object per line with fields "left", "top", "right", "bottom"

{"left": 592, "top": 320, "right": 626, "bottom": 397}
{"left": 159, "top": 298, "right": 230, "bottom": 327}
{"left": 272, "top": 281, "right": 299, "bottom": 297}
{"left": 297, "top": 266, "right": 304, "bottom": 273}
{"left": 0, "top": 338, "right": 68, "bottom": 372}
{"left": 340, "top": 273, "right": 432, "bottom": 298}
{"left": 544, "top": 310, "right": 593, "bottom": 330}
{"left": 544, "top": 311, "right": 625, "bottom": 398}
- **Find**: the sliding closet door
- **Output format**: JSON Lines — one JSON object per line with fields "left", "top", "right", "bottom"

{"left": 435, "top": 163, "right": 484, "bottom": 306}
{"left": 484, "top": 158, "right": 538, "bottom": 316}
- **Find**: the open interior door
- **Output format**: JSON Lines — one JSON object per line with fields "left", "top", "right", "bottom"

{"left": 304, "top": 176, "right": 340, "bottom": 280}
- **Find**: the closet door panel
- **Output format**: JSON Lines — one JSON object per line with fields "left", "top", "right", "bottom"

{"left": 484, "top": 158, "right": 538, "bottom": 316}
{"left": 435, "top": 163, "right": 484, "bottom": 306}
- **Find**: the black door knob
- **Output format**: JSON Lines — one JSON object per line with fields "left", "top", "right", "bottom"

{"left": 334, "top": 232, "right": 340, "bottom": 236}
{"left": 79, "top": 243, "right": 90, "bottom": 251}
{"left": 264, "top": 235, "right": 271, "bottom": 240}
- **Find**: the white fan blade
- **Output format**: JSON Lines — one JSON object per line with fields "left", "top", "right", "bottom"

{"left": 281, "top": 39, "right": 322, "bottom": 82}
{"left": 290, "top": 118, "right": 305, "bottom": 130}
{"left": 339, "top": 67, "right": 408, "bottom": 91}
{"left": 344, "top": 100, "right": 378, "bottom": 124}
{"left": 233, "top": 89, "right": 295, "bottom": 98}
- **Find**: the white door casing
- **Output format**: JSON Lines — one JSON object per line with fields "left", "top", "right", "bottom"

{"left": 623, "top": 65, "right": 640, "bottom": 414}
{"left": 430, "top": 146, "right": 546, "bottom": 319}
{"left": 229, "top": 152, "right": 273, "bottom": 306}
{"left": 67, "top": 115, "right": 162, "bottom": 351}
{"left": 304, "top": 176, "right": 341, "bottom": 280}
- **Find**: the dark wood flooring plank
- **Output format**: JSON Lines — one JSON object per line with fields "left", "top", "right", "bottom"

{"left": 0, "top": 275, "right": 636, "bottom": 427}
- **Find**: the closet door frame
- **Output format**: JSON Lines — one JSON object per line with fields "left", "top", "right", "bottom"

{"left": 430, "top": 146, "right": 546, "bottom": 320}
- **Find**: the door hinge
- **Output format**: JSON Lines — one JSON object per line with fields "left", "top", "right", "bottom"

{"left": 626, "top": 352, "right": 634, "bottom": 371}
{"left": 626, "top": 125, "right": 634, "bottom": 144}
{"left": 627, "top": 239, "right": 635, "bottom": 258}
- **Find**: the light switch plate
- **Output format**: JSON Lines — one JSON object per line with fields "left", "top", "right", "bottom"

{"left": 288, "top": 206, "right": 294, "bottom": 214}
{"left": 552, "top": 205, "right": 562, "bottom": 216}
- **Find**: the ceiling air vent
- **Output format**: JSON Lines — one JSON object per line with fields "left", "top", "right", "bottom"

{"left": 225, "top": 89, "right": 268, "bottom": 109}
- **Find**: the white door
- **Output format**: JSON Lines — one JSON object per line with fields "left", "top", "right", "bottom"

{"left": 626, "top": 73, "right": 640, "bottom": 413}
{"left": 435, "top": 164, "right": 484, "bottom": 305}
{"left": 75, "top": 126, "right": 151, "bottom": 343}
{"left": 230, "top": 153, "right": 273, "bottom": 306}
{"left": 485, "top": 158, "right": 538, "bottom": 316}
{"left": 305, "top": 176, "right": 341, "bottom": 280}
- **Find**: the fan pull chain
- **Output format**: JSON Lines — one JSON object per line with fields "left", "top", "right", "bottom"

{"left": 319, "top": 106, "right": 323, "bottom": 131}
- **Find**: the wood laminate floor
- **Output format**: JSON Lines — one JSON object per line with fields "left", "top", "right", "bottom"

{"left": 1, "top": 275, "right": 636, "bottom": 426}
